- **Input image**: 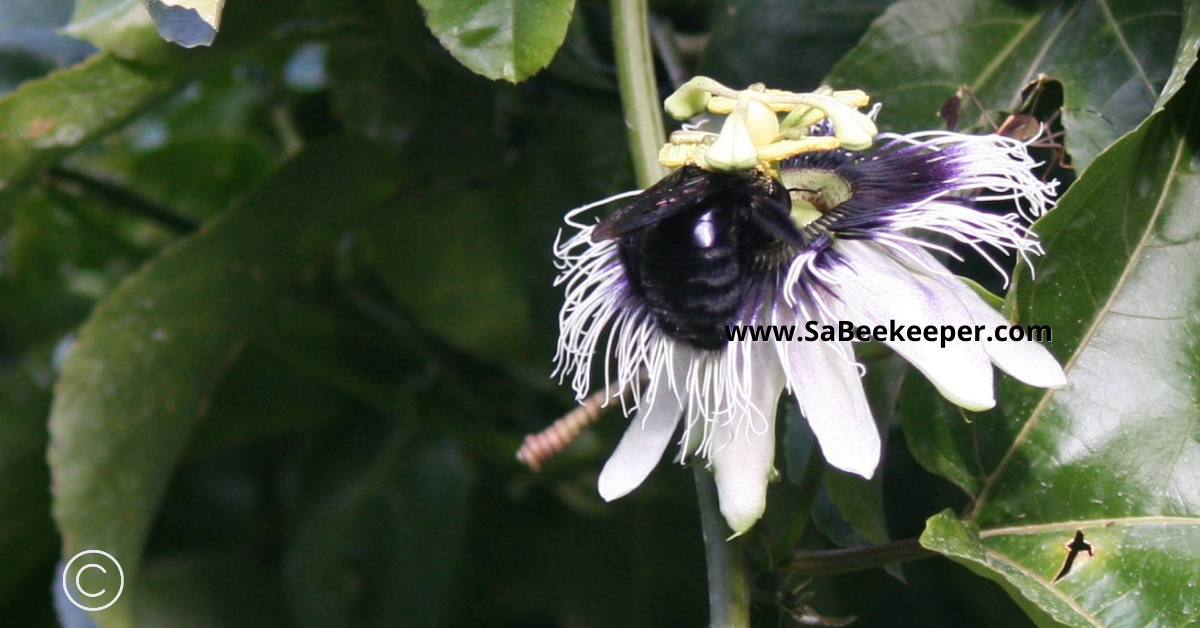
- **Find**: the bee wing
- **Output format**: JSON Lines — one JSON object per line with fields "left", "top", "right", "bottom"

{"left": 593, "top": 166, "right": 741, "bottom": 240}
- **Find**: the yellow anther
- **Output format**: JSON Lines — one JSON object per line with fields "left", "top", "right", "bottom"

{"left": 659, "top": 143, "right": 696, "bottom": 168}
{"left": 756, "top": 136, "right": 842, "bottom": 162}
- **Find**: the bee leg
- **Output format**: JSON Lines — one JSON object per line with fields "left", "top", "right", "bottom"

{"left": 748, "top": 194, "right": 806, "bottom": 248}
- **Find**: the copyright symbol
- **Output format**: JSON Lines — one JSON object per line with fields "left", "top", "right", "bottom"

{"left": 62, "top": 550, "right": 124, "bottom": 611}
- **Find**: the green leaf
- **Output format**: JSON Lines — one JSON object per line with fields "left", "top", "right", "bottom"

{"left": 0, "top": 190, "right": 135, "bottom": 340}
{"left": 783, "top": 400, "right": 816, "bottom": 486}
{"left": 913, "top": 61, "right": 1200, "bottom": 628}
{"left": 416, "top": 0, "right": 577, "bottom": 82}
{"left": 353, "top": 85, "right": 629, "bottom": 368}
{"left": 1155, "top": 0, "right": 1200, "bottom": 111}
{"left": 47, "top": 137, "right": 406, "bottom": 628}
{"left": 921, "top": 513, "right": 1073, "bottom": 628}
{"left": 820, "top": 354, "right": 905, "bottom": 547}
{"left": 0, "top": 53, "right": 183, "bottom": 190}
{"left": 128, "top": 137, "right": 275, "bottom": 222}
{"left": 822, "top": 470, "right": 888, "bottom": 545}
{"left": 899, "top": 380, "right": 985, "bottom": 495}
{"left": 698, "top": 0, "right": 891, "bottom": 90}
{"left": 359, "top": 186, "right": 536, "bottom": 366}
{"left": 145, "top": 0, "right": 226, "bottom": 48}
{"left": 327, "top": 44, "right": 508, "bottom": 178}
{"left": 283, "top": 435, "right": 473, "bottom": 628}
{"left": 827, "top": 0, "right": 1184, "bottom": 171}
{"left": 186, "top": 337, "right": 346, "bottom": 455}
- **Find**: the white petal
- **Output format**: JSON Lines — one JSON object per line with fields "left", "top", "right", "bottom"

{"left": 928, "top": 273, "right": 1066, "bottom": 388}
{"left": 981, "top": 330, "right": 1067, "bottom": 388}
{"left": 710, "top": 342, "right": 786, "bottom": 534}
{"left": 830, "top": 240, "right": 995, "bottom": 410}
{"left": 598, "top": 376, "right": 684, "bottom": 501}
{"left": 900, "top": 247, "right": 1067, "bottom": 389}
{"left": 780, "top": 335, "right": 880, "bottom": 479}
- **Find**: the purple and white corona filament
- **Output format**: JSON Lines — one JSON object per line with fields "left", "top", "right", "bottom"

{"left": 552, "top": 81, "right": 1066, "bottom": 534}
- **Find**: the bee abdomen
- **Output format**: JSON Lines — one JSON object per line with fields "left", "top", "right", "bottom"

{"left": 638, "top": 208, "right": 742, "bottom": 350}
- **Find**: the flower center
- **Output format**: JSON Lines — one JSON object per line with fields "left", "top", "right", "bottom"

{"left": 779, "top": 167, "right": 851, "bottom": 228}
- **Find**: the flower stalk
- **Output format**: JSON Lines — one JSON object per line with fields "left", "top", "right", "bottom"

{"left": 695, "top": 465, "right": 750, "bottom": 628}
{"left": 787, "top": 538, "right": 935, "bottom": 575}
{"left": 610, "top": 4, "right": 751, "bottom": 626}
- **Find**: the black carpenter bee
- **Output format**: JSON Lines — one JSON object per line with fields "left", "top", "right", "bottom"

{"left": 593, "top": 165, "right": 803, "bottom": 351}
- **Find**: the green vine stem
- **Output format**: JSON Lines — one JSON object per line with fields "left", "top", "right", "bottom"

{"left": 611, "top": 0, "right": 667, "bottom": 188}
{"left": 695, "top": 466, "right": 750, "bottom": 628}
{"left": 786, "top": 537, "right": 935, "bottom": 575}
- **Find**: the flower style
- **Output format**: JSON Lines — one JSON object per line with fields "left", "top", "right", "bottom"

{"left": 552, "top": 81, "right": 1066, "bottom": 534}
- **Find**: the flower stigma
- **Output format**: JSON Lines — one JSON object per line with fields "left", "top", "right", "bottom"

{"left": 658, "top": 78, "right": 877, "bottom": 174}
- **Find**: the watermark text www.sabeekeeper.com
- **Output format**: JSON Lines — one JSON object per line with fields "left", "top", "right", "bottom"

{"left": 62, "top": 550, "right": 124, "bottom": 611}
{"left": 725, "top": 321, "right": 1051, "bottom": 348}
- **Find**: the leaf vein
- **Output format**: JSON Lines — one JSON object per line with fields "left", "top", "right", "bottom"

{"left": 969, "top": 104, "right": 1194, "bottom": 517}
{"left": 970, "top": 6, "right": 1061, "bottom": 91}
{"left": 1096, "top": 0, "right": 1158, "bottom": 99}
{"left": 980, "top": 515, "right": 1200, "bottom": 537}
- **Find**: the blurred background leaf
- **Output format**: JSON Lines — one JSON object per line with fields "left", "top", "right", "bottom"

{"left": 0, "top": 0, "right": 93, "bottom": 95}
{"left": 0, "top": 352, "right": 59, "bottom": 627}
{"left": 283, "top": 435, "right": 472, "bottom": 628}
{"left": 0, "top": 54, "right": 185, "bottom": 188}
{"left": 48, "top": 137, "right": 406, "bottom": 627}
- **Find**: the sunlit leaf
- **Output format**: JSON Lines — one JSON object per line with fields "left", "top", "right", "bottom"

{"left": 1154, "top": 0, "right": 1200, "bottom": 110}
{"left": 0, "top": 53, "right": 183, "bottom": 190}
{"left": 48, "top": 137, "right": 406, "bottom": 628}
{"left": 417, "top": 0, "right": 577, "bottom": 82}
{"left": 914, "top": 63, "right": 1200, "bottom": 628}
{"left": 65, "top": 0, "right": 171, "bottom": 60}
